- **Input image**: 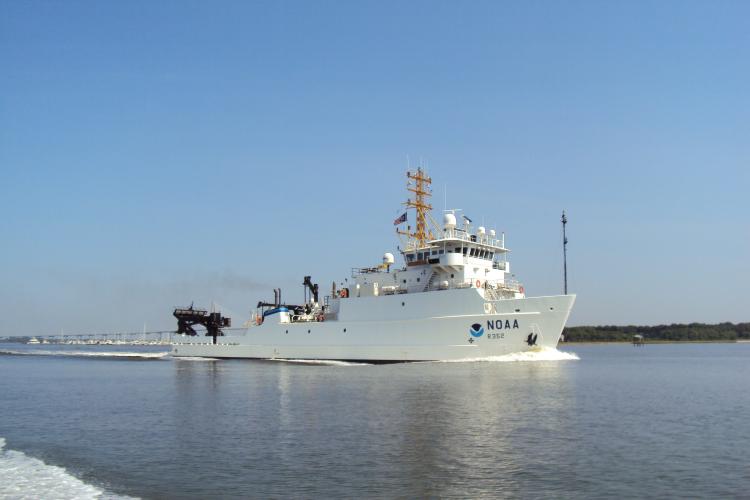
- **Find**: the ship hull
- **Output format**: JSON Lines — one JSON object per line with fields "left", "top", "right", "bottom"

{"left": 172, "top": 290, "right": 576, "bottom": 362}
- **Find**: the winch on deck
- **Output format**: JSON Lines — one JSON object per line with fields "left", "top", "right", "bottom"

{"left": 254, "top": 276, "right": 327, "bottom": 325}
{"left": 173, "top": 305, "right": 231, "bottom": 344}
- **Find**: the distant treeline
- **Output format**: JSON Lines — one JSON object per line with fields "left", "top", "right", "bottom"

{"left": 563, "top": 322, "right": 750, "bottom": 342}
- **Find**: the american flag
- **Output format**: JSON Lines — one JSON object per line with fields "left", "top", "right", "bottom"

{"left": 393, "top": 212, "right": 407, "bottom": 225}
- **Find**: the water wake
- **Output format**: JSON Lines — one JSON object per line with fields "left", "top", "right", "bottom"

{"left": 269, "top": 358, "right": 371, "bottom": 366}
{"left": 265, "top": 349, "right": 578, "bottom": 365}
{"left": 0, "top": 437, "right": 135, "bottom": 499}
{"left": 437, "top": 347, "right": 580, "bottom": 363}
{"left": 0, "top": 348, "right": 576, "bottom": 364}
{"left": 0, "top": 350, "right": 169, "bottom": 360}
{"left": 170, "top": 356, "right": 221, "bottom": 361}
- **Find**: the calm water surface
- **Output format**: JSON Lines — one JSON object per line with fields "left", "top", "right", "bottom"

{"left": 1, "top": 343, "right": 749, "bottom": 498}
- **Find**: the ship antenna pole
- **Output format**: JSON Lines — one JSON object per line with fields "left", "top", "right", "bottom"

{"left": 561, "top": 210, "right": 568, "bottom": 295}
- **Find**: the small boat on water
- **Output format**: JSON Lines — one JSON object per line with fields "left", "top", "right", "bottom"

{"left": 172, "top": 168, "right": 576, "bottom": 362}
{"left": 26, "top": 337, "right": 41, "bottom": 344}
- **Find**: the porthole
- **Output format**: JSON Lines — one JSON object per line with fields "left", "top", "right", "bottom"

{"left": 343, "top": 328, "right": 347, "bottom": 333}
{"left": 515, "top": 309, "right": 520, "bottom": 312}
{"left": 550, "top": 307, "right": 554, "bottom": 310}
{"left": 285, "top": 330, "right": 288, "bottom": 334}
{"left": 402, "top": 302, "right": 405, "bottom": 307}
{"left": 307, "top": 329, "right": 311, "bottom": 334}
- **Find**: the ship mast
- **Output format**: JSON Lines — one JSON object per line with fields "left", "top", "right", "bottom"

{"left": 398, "top": 167, "right": 434, "bottom": 249}
{"left": 562, "top": 210, "right": 568, "bottom": 295}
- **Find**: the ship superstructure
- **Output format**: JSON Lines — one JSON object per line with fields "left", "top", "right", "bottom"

{"left": 172, "top": 168, "right": 575, "bottom": 361}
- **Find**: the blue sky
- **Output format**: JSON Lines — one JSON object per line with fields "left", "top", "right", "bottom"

{"left": 1, "top": 0, "right": 748, "bottom": 335}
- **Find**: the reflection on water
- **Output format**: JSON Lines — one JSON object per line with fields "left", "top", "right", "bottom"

{"left": 169, "top": 355, "right": 577, "bottom": 498}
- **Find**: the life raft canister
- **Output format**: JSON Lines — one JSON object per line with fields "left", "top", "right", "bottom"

{"left": 476, "top": 279, "right": 481, "bottom": 288}
{"left": 519, "top": 286, "right": 525, "bottom": 295}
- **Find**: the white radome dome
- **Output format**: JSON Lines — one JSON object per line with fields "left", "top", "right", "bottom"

{"left": 383, "top": 252, "right": 395, "bottom": 265}
{"left": 443, "top": 213, "right": 457, "bottom": 229}
{"left": 477, "top": 226, "right": 486, "bottom": 236}
{"left": 489, "top": 229, "right": 496, "bottom": 238}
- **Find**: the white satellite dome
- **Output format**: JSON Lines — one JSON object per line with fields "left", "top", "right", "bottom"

{"left": 489, "top": 229, "right": 496, "bottom": 238}
{"left": 443, "top": 213, "right": 456, "bottom": 229}
{"left": 477, "top": 226, "right": 486, "bottom": 236}
{"left": 383, "top": 252, "right": 395, "bottom": 265}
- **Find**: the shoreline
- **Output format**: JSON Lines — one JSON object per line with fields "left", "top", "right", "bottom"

{"left": 561, "top": 339, "right": 749, "bottom": 345}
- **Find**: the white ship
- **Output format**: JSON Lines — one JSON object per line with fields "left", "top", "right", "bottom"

{"left": 172, "top": 168, "right": 575, "bottom": 362}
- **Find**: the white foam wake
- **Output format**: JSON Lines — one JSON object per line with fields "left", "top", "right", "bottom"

{"left": 0, "top": 350, "right": 169, "bottom": 360}
{"left": 169, "top": 356, "right": 221, "bottom": 361}
{"left": 0, "top": 437, "right": 135, "bottom": 499}
{"left": 269, "top": 358, "right": 371, "bottom": 366}
{"left": 438, "top": 347, "right": 580, "bottom": 363}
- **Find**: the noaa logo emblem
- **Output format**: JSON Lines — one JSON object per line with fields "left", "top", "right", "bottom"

{"left": 469, "top": 323, "right": 484, "bottom": 337}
